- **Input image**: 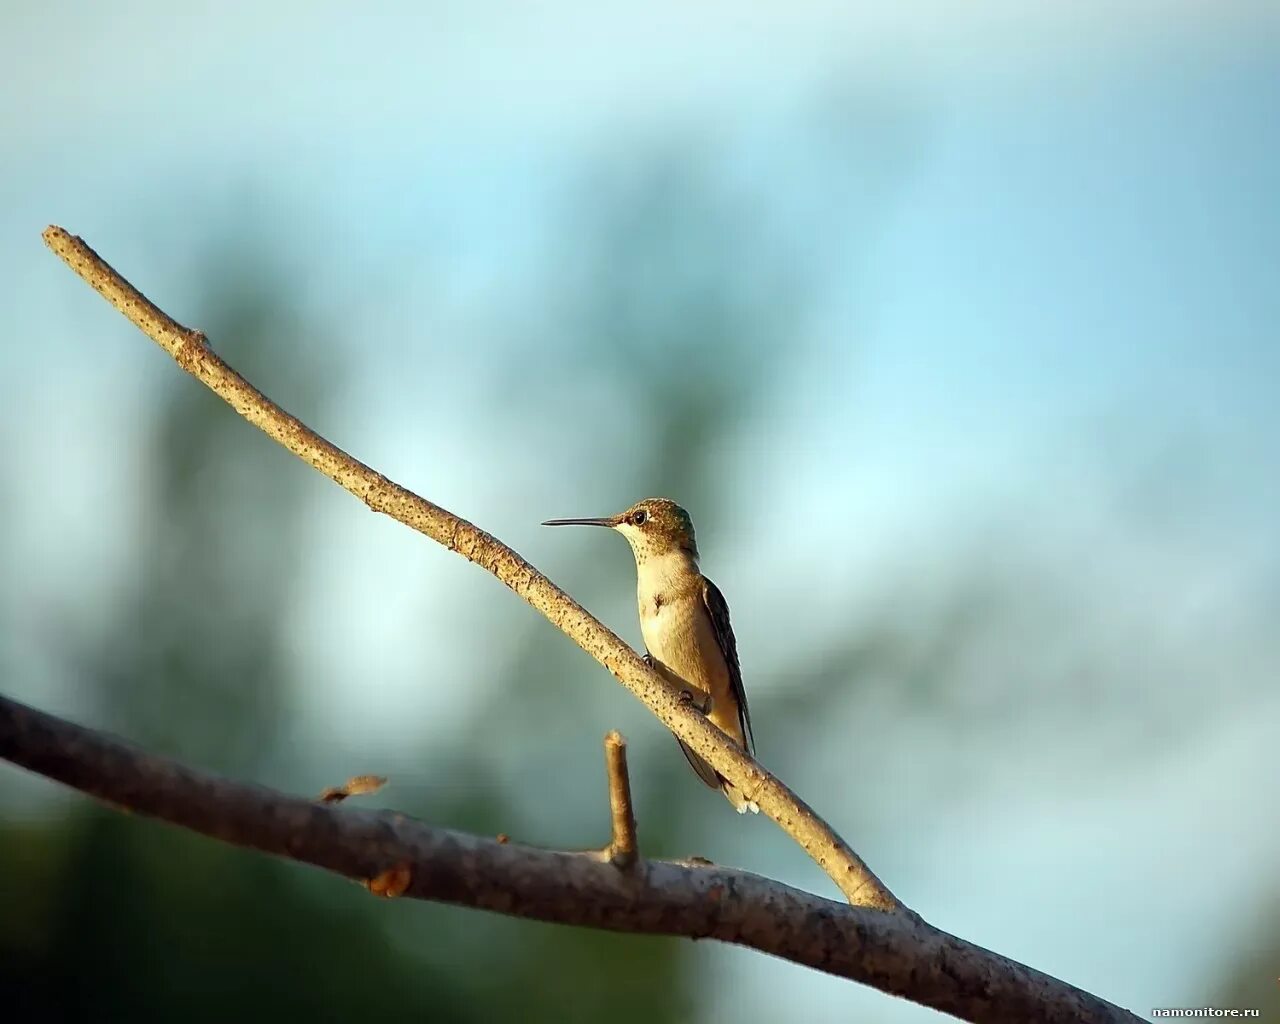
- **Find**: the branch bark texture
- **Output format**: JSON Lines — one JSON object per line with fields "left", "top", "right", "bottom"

{"left": 0, "top": 695, "right": 1140, "bottom": 1024}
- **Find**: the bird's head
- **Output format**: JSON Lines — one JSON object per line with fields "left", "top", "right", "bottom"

{"left": 543, "top": 496, "right": 698, "bottom": 564}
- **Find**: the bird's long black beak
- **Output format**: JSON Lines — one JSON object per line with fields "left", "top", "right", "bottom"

{"left": 541, "top": 516, "right": 618, "bottom": 528}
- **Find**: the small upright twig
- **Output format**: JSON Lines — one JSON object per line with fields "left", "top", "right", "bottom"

{"left": 602, "top": 731, "right": 638, "bottom": 868}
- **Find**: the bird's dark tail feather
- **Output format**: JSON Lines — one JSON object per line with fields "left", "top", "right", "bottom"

{"left": 675, "top": 738, "right": 759, "bottom": 814}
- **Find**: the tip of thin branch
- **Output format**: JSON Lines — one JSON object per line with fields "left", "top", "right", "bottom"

{"left": 43, "top": 225, "right": 80, "bottom": 252}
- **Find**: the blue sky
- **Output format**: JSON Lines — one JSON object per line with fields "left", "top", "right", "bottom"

{"left": 3, "top": 3, "right": 1279, "bottom": 1020}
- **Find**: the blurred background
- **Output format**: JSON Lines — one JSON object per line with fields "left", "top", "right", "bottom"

{"left": 2, "top": 2, "right": 1278, "bottom": 1021}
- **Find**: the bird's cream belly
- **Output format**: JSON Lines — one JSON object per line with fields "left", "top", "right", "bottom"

{"left": 641, "top": 600, "right": 743, "bottom": 746}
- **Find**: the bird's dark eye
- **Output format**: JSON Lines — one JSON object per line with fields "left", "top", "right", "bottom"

{"left": 632, "top": 509, "right": 648, "bottom": 526}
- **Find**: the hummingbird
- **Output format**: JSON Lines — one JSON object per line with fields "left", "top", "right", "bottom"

{"left": 543, "top": 498, "right": 757, "bottom": 813}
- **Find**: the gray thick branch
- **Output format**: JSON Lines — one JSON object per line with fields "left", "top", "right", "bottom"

{"left": 0, "top": 695, "right": 1139, "bottom": 1024}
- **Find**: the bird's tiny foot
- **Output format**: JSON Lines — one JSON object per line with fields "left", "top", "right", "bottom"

{"left": 678, "top": 689, "right": 712, "bottom": 714}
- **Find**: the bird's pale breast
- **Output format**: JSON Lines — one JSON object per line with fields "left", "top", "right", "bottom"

{"left": 638, "top": 571, "right": 745, "bottom": 749}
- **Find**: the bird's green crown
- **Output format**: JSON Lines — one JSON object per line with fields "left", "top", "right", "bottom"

{"left": 618, "top": 497, "right": 698, "bottom": 559}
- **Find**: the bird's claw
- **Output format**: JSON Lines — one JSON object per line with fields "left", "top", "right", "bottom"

{"left": 678, "top": 689, "right": 712, "bottom": 715}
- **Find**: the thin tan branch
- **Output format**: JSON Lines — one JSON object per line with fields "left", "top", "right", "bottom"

{"left": 602, "top": 731, "right": 638, "bottom": 868}
{"left": 40, "top": 224, "right": 897, "bottom": 912}
{"left": 0, "top": 695, "right": 1141, "bottom": 1023}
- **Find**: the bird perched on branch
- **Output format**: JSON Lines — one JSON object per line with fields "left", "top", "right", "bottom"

{"left": 543, "top": 498, "right": 757, "bottom": 812}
